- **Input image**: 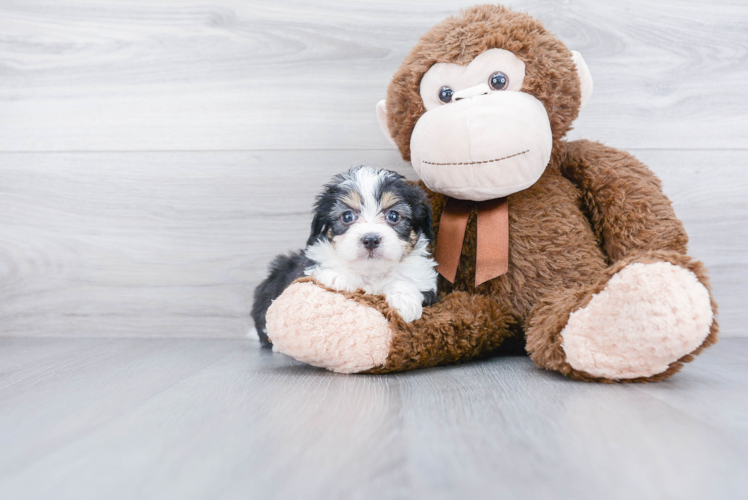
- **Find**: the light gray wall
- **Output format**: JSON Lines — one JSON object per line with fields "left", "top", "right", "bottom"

{"left": 1, "top": 0, "right": 746, "bottom": 338}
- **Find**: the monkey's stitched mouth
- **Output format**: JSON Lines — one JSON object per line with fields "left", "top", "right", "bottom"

{"left": 421, "top": 149, "right": 529, "bottom": 166}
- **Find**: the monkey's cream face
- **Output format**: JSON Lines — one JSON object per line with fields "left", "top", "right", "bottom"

{"left": 410, "top": 49, "right": 553, "bottom": 201}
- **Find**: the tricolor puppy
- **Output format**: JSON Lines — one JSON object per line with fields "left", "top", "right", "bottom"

{"left": 252, "top": 166, "right": 438, "bottom": 347}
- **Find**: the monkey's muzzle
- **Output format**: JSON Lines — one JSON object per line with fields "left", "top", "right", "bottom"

{"left": 410, "top": 91, "right": 552, "bottom": 201}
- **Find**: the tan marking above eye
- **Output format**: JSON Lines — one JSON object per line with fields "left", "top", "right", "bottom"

{"left": 341, "top": 191, "right": 361, "bottom": 210}
{"left": 380, "top": 191, "right": 400, "bottom": 209}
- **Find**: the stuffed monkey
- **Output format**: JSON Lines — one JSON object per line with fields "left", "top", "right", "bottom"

{"left": 265, "top": 5, "right": 717, "bottom": 382}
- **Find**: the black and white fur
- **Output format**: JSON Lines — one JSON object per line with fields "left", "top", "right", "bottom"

{"left": 252, "top": 166, "right": 438, "bottom": 347}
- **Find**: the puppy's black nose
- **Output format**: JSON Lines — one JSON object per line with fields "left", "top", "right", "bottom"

{"left": 362, "top": 234, "right": 380, "bottom": 250}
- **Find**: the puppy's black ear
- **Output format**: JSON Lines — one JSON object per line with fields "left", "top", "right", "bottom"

{"left": 306, "top": 182, "right": 339, "bottom": 247}
{"left": 307, "top": 211, "right": 327, "bottom": 247}
{"left": 409, "top": 187, "right": 435, "bottom": 241}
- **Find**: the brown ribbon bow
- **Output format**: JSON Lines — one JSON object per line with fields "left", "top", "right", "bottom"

{"left": 434, "top": 197, "right": 509, "bottom": 287}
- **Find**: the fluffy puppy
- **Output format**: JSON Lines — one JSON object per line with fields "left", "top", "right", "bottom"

{"left": 252, "top": 166, "right": 438, "bottom": 347}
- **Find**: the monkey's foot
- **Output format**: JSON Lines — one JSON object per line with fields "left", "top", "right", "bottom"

{"left": 527, "top": 252, "right": 718, "bottom": 382}
{"left": 266, "top": 278, "right": 393, "bottom": 374}
{"left": 561, "top": 261, "right": 713, "bottom": 379}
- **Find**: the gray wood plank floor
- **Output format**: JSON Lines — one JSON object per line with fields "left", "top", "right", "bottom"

{"left": 1, "top": 337, "right": 747, "bottom": 500}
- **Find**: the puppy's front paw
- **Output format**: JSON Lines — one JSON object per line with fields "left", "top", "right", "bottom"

{"left": 311, "top": 269, "right": 357, "bottom": 293}
{"left": 386, "top": 292, "right": 423, "bottom": 323}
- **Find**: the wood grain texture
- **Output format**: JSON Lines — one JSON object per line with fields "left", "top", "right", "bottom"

{"left": 0, "top": 149, "right": 745, "bottom": 338}
{"left": 0, "top": 0, "right": 746, "bottom": 151}
{"left": 1, "top": 337, "right": 747, "bottom": 499}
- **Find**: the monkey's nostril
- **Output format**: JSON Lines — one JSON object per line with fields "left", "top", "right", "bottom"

{"left": 362, "top": 234, "right": 381, "bottom": 250}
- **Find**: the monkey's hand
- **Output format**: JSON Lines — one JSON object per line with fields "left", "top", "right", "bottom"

{"left": 266, "top": 277, "right": 394, "bottom": 373}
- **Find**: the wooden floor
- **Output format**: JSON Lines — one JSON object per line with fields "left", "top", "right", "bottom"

{"left": 1, "top": 337, "right": 747, "bottom": 500}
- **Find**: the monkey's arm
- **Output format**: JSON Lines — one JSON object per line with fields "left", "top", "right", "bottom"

{"left": 366, "top": 290, "right": 521, "bottom": 373}
{"left": 560, "top": 139, "right": 688, "bottom": 262}
{"left": 265, "top": 277, "right": 521, "bottom": 374}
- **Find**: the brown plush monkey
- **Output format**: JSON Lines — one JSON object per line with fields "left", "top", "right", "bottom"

{"left": 265, "top": 5, "right": 718, "bottom": 382}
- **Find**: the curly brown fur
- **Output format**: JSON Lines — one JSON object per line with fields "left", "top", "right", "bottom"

{"left": 367, "top": 291, "right": 523, "bottom": 374}
{"left": 426, "top": 153, "right": 610, "bottom": 323}
{"left": 560, "top": 140, "right": 689, "bottom": 261}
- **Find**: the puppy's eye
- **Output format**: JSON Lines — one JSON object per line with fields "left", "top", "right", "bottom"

{"left": 386, "top": 211, "right": 401, "bottom": 224}
{"left": 488, "top": 71, "right": 509, "bottom": 91}
{"left": 438, "top": 86, "right": 454, "bottom": 104}
{"left": 341, "top": 211, "right": 356, "bottom": 224}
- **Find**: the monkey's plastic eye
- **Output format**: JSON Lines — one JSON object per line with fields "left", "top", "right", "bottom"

{"left": 488, "top": 71, "right": 509, "bottom": 91}
{"left": 438, "top": 86, "right": 454, "bottom": 104}
{"left": 341, "top": 211, "right": 356, "bottom": 224}
{"left": 386, "top": 211, "right": 400, "bottom": 224}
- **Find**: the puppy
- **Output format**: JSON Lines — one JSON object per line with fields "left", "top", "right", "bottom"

{"left": 252, "top": 165, "right": 438, "bottom": 347}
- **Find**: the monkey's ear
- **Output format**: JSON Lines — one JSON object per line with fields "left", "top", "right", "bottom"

{"left": 571, "top": 51, "right": 593, "bottom": 109}
{"left": 376, "top": 100, "right": 398, "bottom": 147}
